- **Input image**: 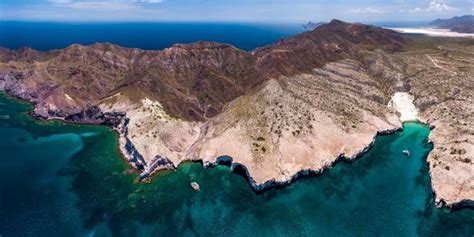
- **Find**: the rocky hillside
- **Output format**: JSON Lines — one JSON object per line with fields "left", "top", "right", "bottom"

{"left": 254, "top": 20, "right": 405, "bottom": 78}
{"left": 430, "top": 15, "right": 474, "bottom": 33}
{"left": 0, "top": 20, "right": 404, "bottom": 121}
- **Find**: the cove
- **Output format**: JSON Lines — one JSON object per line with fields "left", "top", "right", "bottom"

{"left": 0, "top": 93, "right": 473, "bottom": 236}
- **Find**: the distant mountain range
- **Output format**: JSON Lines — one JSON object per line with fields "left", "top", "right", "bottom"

{"left": 429, "top": 15, "right": 474, "bottom": 33}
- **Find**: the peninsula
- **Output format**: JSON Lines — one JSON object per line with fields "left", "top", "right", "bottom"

{"left": 0, "top": 20, "right": 472, "bottom": 206}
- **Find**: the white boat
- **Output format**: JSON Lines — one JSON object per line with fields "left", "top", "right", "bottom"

{"left": 190, "top": 182, "right": 200, "bottom": 191}
{"left": 402, "top": 150, "right": 410, "bottom": 156}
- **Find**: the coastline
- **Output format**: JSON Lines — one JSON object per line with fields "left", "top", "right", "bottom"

{"left": 1, "top": 91, "right": 472, "bottom": 210}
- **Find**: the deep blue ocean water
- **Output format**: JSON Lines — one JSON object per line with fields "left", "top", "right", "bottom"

{"left": 0, "top": 21, "right": 303, "bottom": 51}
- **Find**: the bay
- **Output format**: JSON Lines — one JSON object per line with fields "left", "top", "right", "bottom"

{"left": 0, "top": 93, "right": 473, "bottom": 236}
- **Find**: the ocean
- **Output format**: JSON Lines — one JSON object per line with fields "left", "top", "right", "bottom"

{"left": 0, "top": 21, "right": 303, "bottom": 51}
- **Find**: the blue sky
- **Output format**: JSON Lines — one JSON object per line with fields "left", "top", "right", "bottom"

{"left": 0, "top": 0, "right": 472, "bottom": 22}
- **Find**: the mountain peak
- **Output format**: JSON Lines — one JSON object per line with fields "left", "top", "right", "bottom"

{"left": 329, "top": 19, "right": 346, "bottom": 25}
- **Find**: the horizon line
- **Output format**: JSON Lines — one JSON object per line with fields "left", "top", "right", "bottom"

{"left": 0, "top": 18, "right": 433, "bottom": 25}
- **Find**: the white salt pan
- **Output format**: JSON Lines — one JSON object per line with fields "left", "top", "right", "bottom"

{"left": 388, "top": 28, "right": 474, "bottom": 38}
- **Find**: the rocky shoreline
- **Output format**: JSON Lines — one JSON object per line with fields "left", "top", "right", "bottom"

{"left": 107, "top": 113, "right": 474, "bottom": 211}
{"left": 1, "top": 88, "right": 473, "bottom": 211}
{"left": 3, "top": 58, "right": 473, "bottom": 210}
{"left": 3, "top": 66, "right": 473, "bottom": 210}
{"left": 117, "top": 122, "right": 400, "bottom": 193}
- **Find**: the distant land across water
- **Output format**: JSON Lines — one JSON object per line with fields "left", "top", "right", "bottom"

{"left": 0, "top": 21, "right": 305, "bottom": 51}
{"left": 373, "top": 21, "right": 431, "bottom": 28}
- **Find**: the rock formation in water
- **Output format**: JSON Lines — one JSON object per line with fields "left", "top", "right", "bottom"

{"left": 0, "top": 19, "right": 472, "bottom": 206}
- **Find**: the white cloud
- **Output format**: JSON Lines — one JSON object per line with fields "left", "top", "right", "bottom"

{"left": 68, "top": 2, "right": 140, "bottom": 10}
{"left": 426, "top": 0, "right": 457, "bottom": 11}
{"left": 49, "top": 0, "right": 165, "bottom": 11}
{"left": 408, "top": 0, "right": 458, "bottom": 13}
{"left": 133, "top": 0, "right": 165, "bottom": 3}
{"left": 346, "top": 7, "right": 387, "bottom": 14}
{"left": 49, "top": 0, "right": 164, "bottom": 3}
{"left": 48, "top": 0, "right": 74, "bottom": 3}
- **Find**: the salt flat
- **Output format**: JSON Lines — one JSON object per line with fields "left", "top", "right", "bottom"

{"left": 389, "top": 27, "right": 474, "bottom": 38}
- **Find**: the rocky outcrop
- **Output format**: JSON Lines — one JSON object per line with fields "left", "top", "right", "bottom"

{"left": 64, "top": 106, "right": 125, "bottom": 127}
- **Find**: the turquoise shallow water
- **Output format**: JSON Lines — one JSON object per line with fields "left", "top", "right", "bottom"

{"left": 0, "top": 93, "right": 473, "bottom": 236}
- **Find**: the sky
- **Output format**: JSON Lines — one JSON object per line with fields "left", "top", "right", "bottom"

{"left": 0, "top": 0, "right": 472, "bottom": 23}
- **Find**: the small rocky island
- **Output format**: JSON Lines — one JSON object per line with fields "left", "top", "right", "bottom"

{"left": 191, "top": 182, "right": 200, "bottom": 191}
{"left": 0, "top": 20, "right": 472, "bottom": 207}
